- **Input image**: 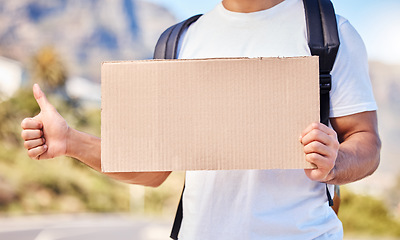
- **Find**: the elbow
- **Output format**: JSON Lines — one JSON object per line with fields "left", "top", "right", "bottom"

{"left": 144, "top": 179, "right": 165, "bottom": 188}
{"left": 140, "top": 176, "right": 167, "bottom": 188}
{"left": 121, "top": 178, "right": 164, "bottom": 187}
{"left": 122, "top": 171, "right": 171, "bottom": 188}
{"left": 367, "top": 155, "right": 380, "bottom": 178}
{"left": 367, "top": 135, "right": 382, "bottom": 177}
{"left": 145, "top": 171, "right": 172, "bottom": 187}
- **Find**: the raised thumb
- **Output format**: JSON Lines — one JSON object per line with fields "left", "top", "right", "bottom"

{"left": 33, "top": 83, "right": 53, "bottom": 111}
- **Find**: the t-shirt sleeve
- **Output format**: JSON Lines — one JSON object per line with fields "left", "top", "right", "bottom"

{"left": 329, "top": 16, "right": 378, "bottom": 118}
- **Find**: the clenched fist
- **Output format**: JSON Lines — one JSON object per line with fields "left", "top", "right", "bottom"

{"left": 300, "top": 122, "right": 340, "bottom": 183}
{"left": 21, "top": 84, "right": 69, "bottom": 160}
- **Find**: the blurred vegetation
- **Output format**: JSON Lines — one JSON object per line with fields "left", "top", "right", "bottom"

{"left": 340, "top": 187, "right": 400, "bottom": 237}
{"left": 0, "top": 87, "right": 128, "bottom": 214}
{"left": 30, "top": 46, "right": 67, "bottom": 91}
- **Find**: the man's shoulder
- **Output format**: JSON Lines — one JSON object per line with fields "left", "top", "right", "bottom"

{"left": 335, "top": 14, "right": 353, "bottom": 34}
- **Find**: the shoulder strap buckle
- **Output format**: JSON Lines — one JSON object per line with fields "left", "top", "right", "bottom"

{"left": 320, "top": 73, "right": 332, "bottom": 94}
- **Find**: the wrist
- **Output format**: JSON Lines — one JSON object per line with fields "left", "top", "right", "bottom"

{"left": 64, "top": 128, "right": 101, "bottom": 171}
{"left": 65, "top": 126, "right": 74, "bottom": 158}
{"left": 322, "top": 166, "right": 336, "bottom": 184}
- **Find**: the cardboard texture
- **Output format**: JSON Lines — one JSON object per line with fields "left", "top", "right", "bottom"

{"left": 101, "top": 57, "right": 319, "bottom": 172}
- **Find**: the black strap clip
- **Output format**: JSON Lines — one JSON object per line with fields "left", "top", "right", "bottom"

{"left": 320, "top": 73, "right": 332, "bottom": 94}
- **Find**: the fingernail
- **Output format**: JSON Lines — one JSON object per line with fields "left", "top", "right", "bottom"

{"left": 43, "top": 145, "right": 48, "bottom": 150}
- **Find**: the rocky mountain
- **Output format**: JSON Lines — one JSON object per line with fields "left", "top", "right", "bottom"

{"left": 0, "top": 0, "right": 176, "bottom": 82}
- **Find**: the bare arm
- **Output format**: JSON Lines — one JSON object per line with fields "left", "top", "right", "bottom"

{"left": 65, "top": 128, "right": 171, "bottom": 187}
{"left": 327, "top": 111, "right": 381, "bottom": 185}
{"left": 21, "top": 84, "right": 171, "bottom": 187}
{"left": 300, "top": 111, "right": 381, "bottom": 185}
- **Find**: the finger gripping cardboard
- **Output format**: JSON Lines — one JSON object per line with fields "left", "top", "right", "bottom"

{"left": 101, "top": 57, "right": 319, "bottom": 172}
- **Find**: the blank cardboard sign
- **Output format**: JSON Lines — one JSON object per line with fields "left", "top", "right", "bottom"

{"left": 101, "top": 57, "right": 319, "bottom": 172}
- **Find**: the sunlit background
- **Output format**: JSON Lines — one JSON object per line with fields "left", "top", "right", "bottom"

{"left": 0, "top": 0, "right": 399, "bottom": 239}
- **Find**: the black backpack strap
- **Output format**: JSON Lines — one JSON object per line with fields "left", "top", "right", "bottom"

{"left": 303, "top": 0, "right": 340, "bottom": 126}
{"left": 303, "top": 0, "right": 340, "bottom": 207}
{"left": 153, "top": 15, "right": 202, "bottom": 240}
{"left": 153, "top": 14, "right": 202, "bottom": 60}
{"left": 170, "top": 186, "right": 185, "bottom": 240}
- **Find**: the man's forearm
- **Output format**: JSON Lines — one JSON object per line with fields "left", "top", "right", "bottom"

{"left": 65, "top": 128, "right": 171, "bottom": 187}
{"left": 66, "top": 127, "right": 101, "bottom": 170}
{"left": 326, "top": 112, "right": 381, "bottom": 185}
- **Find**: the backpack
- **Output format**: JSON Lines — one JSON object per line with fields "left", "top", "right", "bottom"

{"left": 153, "top": 0, "right": 340, "bottom": 239}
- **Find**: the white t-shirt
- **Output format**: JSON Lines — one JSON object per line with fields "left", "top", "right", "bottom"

{"left": 176, "top": 0, "right": 378, "bottom": 239}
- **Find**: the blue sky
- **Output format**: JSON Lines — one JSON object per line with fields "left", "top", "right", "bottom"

{"left": 146, "top": 0, "right": 400, "bottom": 65}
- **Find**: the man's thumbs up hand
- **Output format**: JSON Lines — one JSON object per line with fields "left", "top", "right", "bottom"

{"left": 21, "top": 84, "right": 69, "bottom": 160}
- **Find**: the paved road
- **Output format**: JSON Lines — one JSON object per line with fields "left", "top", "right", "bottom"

{"left": 0, "top": 214, "right": 398, "bottom": 240}
{"left": 0, "top": 214, "right": 172, "bottom": 240}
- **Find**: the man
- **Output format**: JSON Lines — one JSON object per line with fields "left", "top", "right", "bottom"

{"left": 21, "top": 0, "right": 381, "bottom": 239}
